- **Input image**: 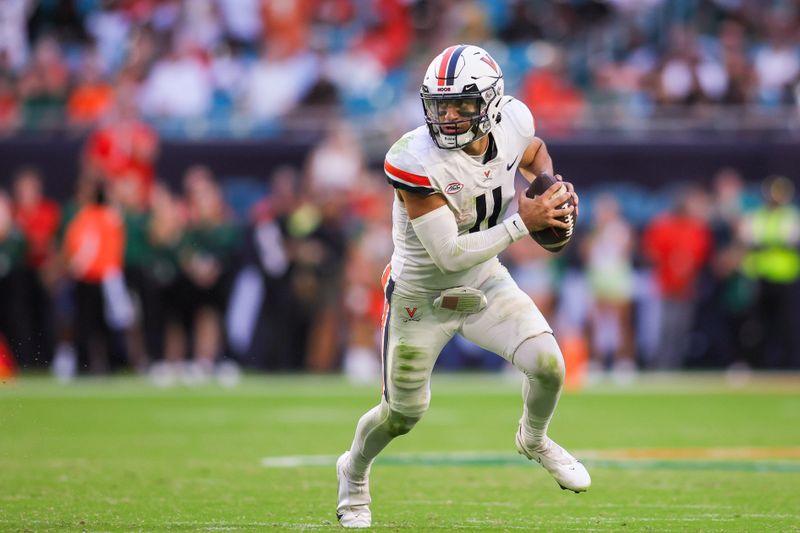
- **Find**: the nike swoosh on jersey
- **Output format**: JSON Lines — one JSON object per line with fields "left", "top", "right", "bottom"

{"left": 506, "top": 156, "right": 519, "bottom": 171}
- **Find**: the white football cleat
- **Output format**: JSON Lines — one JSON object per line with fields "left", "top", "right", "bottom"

{"left": 336, "top": 451, "right": 372, "bottom": 528}
{"left": 515, "top": 428, "right": 591, "bottom": 493}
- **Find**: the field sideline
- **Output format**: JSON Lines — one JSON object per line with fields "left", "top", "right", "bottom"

{"left": 1, "top": 373, "right": 799, "bottom": 532}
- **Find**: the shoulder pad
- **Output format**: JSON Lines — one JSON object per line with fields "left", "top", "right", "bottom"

{"left": 498, "top": 97, "right": 535, "bottom": 140}
{"left": 384, "top": 130, "right": 436, "bottom": 195}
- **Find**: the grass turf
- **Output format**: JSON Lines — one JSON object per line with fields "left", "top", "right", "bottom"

{"left": 1, "top": 373, "right": 799, "bottom": 532}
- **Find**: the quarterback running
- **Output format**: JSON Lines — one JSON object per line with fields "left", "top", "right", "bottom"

{"left": 336, "top": 44, "right": 590, "bottom": 528}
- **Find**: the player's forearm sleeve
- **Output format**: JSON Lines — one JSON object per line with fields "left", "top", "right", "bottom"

{"left": 411, "top": 205, "right": 529, "bottom": 274}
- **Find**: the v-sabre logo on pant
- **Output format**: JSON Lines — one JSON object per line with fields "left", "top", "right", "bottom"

{"left": 403, "top": 307, "right": 421, "bottom": 322}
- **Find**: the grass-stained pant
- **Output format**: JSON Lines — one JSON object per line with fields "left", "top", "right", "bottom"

{"left": 346, "top": 262, "right": 565, "bottom": 479}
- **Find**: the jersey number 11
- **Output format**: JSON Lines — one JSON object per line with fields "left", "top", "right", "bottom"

{"left": 469, "top": 186, "right": 502, "bottom": 233}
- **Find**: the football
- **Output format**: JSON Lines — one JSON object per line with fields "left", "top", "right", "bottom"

{"left": 525, "top": 172, "right": 576, "bottom": 253}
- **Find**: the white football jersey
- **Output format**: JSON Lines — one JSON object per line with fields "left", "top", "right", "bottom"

{"left": 384, "top": 97, "right": 536, "bottom": 293}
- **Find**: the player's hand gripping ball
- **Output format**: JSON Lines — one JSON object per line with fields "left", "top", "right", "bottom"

{"left": 525, "top": 172, "right": 576, "bottom": 253}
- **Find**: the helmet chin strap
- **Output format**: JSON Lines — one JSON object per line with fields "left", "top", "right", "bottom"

{"left": 438, "top": 129, "right": 476, "bottom": 149}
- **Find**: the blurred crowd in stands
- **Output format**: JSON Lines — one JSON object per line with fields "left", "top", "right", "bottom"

{"left": 1, "top": 0, "right": 800, "bottom": 383}
{"left": 1, "top": 126, "right": 799, "bottom": 383}
{"left": 0, "top": 0, "right": 799, "bottom": 138}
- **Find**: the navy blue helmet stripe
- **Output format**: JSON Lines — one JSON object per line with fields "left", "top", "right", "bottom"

{"left": 445, "top": 45, "right": 467, "bottom": 85}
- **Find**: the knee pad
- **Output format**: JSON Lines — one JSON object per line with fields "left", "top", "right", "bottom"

{"left": 513, "top": 333, "right": 565, "bottom": 388}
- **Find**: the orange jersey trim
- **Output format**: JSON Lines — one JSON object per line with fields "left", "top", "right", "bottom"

{"left": 384, "top": 160, "right": 432, "bottom": 188}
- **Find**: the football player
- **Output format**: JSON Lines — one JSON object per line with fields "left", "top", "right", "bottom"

{"left": 336, "top": 44, "right": 590, "bottom": 528}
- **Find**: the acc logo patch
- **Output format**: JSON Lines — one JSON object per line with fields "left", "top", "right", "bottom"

{"left": 445, "top": 182, "right": 464, "bottom": 194}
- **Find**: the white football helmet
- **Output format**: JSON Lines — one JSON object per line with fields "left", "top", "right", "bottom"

{"left": 420, "top": 44, "right": 504, "bottom": 150}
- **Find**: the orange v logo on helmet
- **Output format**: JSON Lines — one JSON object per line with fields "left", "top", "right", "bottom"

{"left": 480, "top": 55, "right": 498, "bottom": 73}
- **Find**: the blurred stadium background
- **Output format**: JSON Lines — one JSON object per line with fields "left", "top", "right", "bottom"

{"left": 1, "top": 0, "right": 799, "bottom": 382}
{"left": 2, "top": 1, "right": 800, "bottom": 531}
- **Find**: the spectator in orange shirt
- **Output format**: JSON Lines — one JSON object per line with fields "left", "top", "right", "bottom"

{"left": 354, "top": 0, "right": 412, "bottom": 70}
{"left": 261, "top": 0, "right": 313, "bottom": 57}
{"left": 520, "top": 49, "right": 585, "bottom": 137}
{"left": 63, "top": 182, "right": 133, "bottom": 374}
{"left": 66, "top": 53, "right": 114, "bottom": 128}
{"left": 642, "top": 186, "right": 713, "bottom": 369}
{"left": 13, "top": 166, "right": 60, "bottom": 269}
{"left": 12, "top": 166, "right": 60, "bottom": 368}
{"left": 83, "top": 97, "right": 159, "bottom": 204}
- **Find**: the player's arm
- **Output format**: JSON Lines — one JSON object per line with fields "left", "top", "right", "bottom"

{"left": 385, "top": 145, "right": 527, "bottom": 274}
{"left": 517, "top": 136, "right": 579, "bottom": 218}
{"left": 400, "top": 189, "right": 567, "bottom": 274}
{"left": 518, "top": 136, "right": 554, "bottom": 181}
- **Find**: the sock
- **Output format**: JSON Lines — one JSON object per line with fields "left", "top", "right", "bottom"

{"left": 348, "top": 402, "right": 395, "bottom": 479}
{"left": 513, "top": 334, "right": 565, "bottom": 450}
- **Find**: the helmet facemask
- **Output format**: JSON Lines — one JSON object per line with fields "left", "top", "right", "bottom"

{"left": 421, "top": 83, "right": 499, "bottom": 150}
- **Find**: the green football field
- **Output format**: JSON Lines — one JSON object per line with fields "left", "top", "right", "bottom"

{"left": 1, "top": 373, "right": 799, "bottom": 532}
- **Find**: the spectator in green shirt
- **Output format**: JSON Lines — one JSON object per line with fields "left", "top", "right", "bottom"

{"left": 175, "top": 166, "right": 241, "bottom": 382}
